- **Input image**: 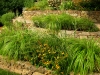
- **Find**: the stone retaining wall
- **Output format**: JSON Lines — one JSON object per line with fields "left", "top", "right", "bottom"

{"left": 22, "top": 10, "right": 100, "bottom": 23}
{"left": 0, "top": 55, "right": 52, "bottom": 75}
{"left": 30, "top": 27, "right": 100, "bottom": 39}
{"left": 58, "top": 30, "right": 100, "bottom": 39}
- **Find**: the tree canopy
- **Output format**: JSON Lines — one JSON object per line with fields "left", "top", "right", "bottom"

{"left": 0, "top": 0, "right": 24, "bottom": 15}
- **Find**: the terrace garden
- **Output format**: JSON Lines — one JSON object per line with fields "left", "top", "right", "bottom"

{"left": 0, "top": 0, "right": 100, "bottom": 75}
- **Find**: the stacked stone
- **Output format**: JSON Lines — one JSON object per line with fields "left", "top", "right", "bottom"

{"left": 48, "top": 0, "right": 61, "bottom": 9}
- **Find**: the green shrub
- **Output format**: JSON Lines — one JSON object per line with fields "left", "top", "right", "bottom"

{"left": 0, "top": 12, "right": 15, "bottom": 27}
{"left": 33, "top": 14, "right": 99, "bottom": 32}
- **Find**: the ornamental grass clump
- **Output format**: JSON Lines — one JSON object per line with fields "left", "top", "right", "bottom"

{"left": 33, "top": 13, "right": 99, "bottom": 32}
{"left": 66, "top": 38, "right": 100, "bottom": 75}
{"left": 33, "top": 13, "right": 75, "bottom": 31}
{"left": 0, "top": 23, "right": 40, "bottom": 60}
{"left": 76, "top": 18, "right": 99, "bottom": 32}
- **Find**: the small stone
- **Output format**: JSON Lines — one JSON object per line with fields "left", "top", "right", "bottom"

{"left": 22, "top": 69, "right": 29, "bottom": 75}
{"left": 44, "top": 70, "right": 52, "bottom": 75}
{"left": 90, "top": 32, "right": 98, "bottom": 36}
{"left": 97, "top": 32, "right": 100, "bottom": 36}
{"left": 32, "top": 72, "right": 44, "bottom": 75}
{"left": 80, "top": 36, "right": 87, "bottom": 39}
{"left": 28, "top": 71, "right": 33, "bottom": 75}
{"left": 81, "top": 32, "right": 90, "bottom": 36}
{"left": 30, "top": 66, "right": 37, "bottom": 72}
{"left": 14, "top": 69, "right": 22, "bottom": 74}
{"left": 36, "top": 66, "right": 45, "bottom": 74}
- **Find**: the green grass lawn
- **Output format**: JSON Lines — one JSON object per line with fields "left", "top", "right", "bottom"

{"left": 0, "top": 68, "right": 20, "bottom": 75}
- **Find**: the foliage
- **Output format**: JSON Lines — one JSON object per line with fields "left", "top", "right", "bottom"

{"left": 0, "top": 25, "right": 68, "bottom": 74}
{"left": 66, "top": 38, "right": 100, "bottom": 75}
{"left": 0, "top": 12, "right": 15, "bottom": 27}
{"left": 0, "top": 0, "right": 24, "bottom": 16}
{"left": 0, "top": 26, "right": 37, "bottom": 60}
{"left": 59, "top": 0, "right": 75, "bottom": 10}
{"left": 33, "top": 13, "right": 99, "bottom": 32}
{"left": 33, "top": 14, "right": 74, "bottom": 31}
{"left": 24, "top": 0, "right": 34, "bottom": 8}
{"left": 30, "top": 35, "right": 69, "bottom": 74}
{"left": 34, "top": 0, "right": 48, "bottom": 10}
{"left": 26, "top": 0, "right": 48, "bottom": 10}
{"left": 79, "top": 0, "right": 100, "bottom": 10}
{"left": 0, "top": 24, "right": 100, "bottom": 75}
{"left": 75, "top": 17, "right": 99, "bottom": 31}
{"left": 0, "top": 0, "right": 9, "bottom": 15}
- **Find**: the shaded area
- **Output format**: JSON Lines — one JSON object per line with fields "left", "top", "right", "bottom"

{"left": 0, "top": 22, "right": 4, "bottom": 27}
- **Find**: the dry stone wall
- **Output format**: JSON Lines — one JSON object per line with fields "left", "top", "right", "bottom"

{"left": 58, "top": 30, "right": 100, "bottom": 39}
{"left": 22, "top": 10, "right": 100, "bottom": 23}
{"left": 21, "top": 10, "right": 100, "bottom": 39}
{"left": 31, "top": 27, "right": 100, "bottom": 39}
{"left": 0, "top": 55, "right": 52, "bottom": 75}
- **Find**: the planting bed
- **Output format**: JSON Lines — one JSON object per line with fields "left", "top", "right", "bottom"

{"left": 0, "top": 55, "right": 52, "bottom": 75}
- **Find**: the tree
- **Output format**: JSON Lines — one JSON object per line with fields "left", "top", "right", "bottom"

{"left": 0, "top": 0, "right": 24, "bottom": 16}
{"left": 0, "top": 0, "right": 9, "bottom": 15}
{"left": 80, "top": 0, "right": 100, "bottom": 10}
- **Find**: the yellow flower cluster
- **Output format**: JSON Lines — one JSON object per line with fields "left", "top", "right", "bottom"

{"left": 56, "top": 64, "right": 60, "bottom": 69}
{"left": 44, "top": 61, "right": 51, "bottom": 65}
{"left": 35, "top": 41, "right": 69, "bottom": 74}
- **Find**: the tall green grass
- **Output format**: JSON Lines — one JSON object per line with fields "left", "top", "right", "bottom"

{"left": 66, "top": 38, "right": 100, "bottom": 75}
{"left": 0, "top": 27, "right": 39, "bottom": 60}
{"left": 26, "top": 0, "right": 48, "bottom": 10}
{"left": 0, "top": 24, "right": 100, "bottom": 75}
{"left": 24, "top": 0, "right": 34, "bottom": 8}
{"left": 59, "top": 0, "right": 75, "bottom": 10}
{"left": 76, "top": 17, "right": 99, "bottom": 31}
{"left": 32, "top": 13, "right": 99, "bottom": 32}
